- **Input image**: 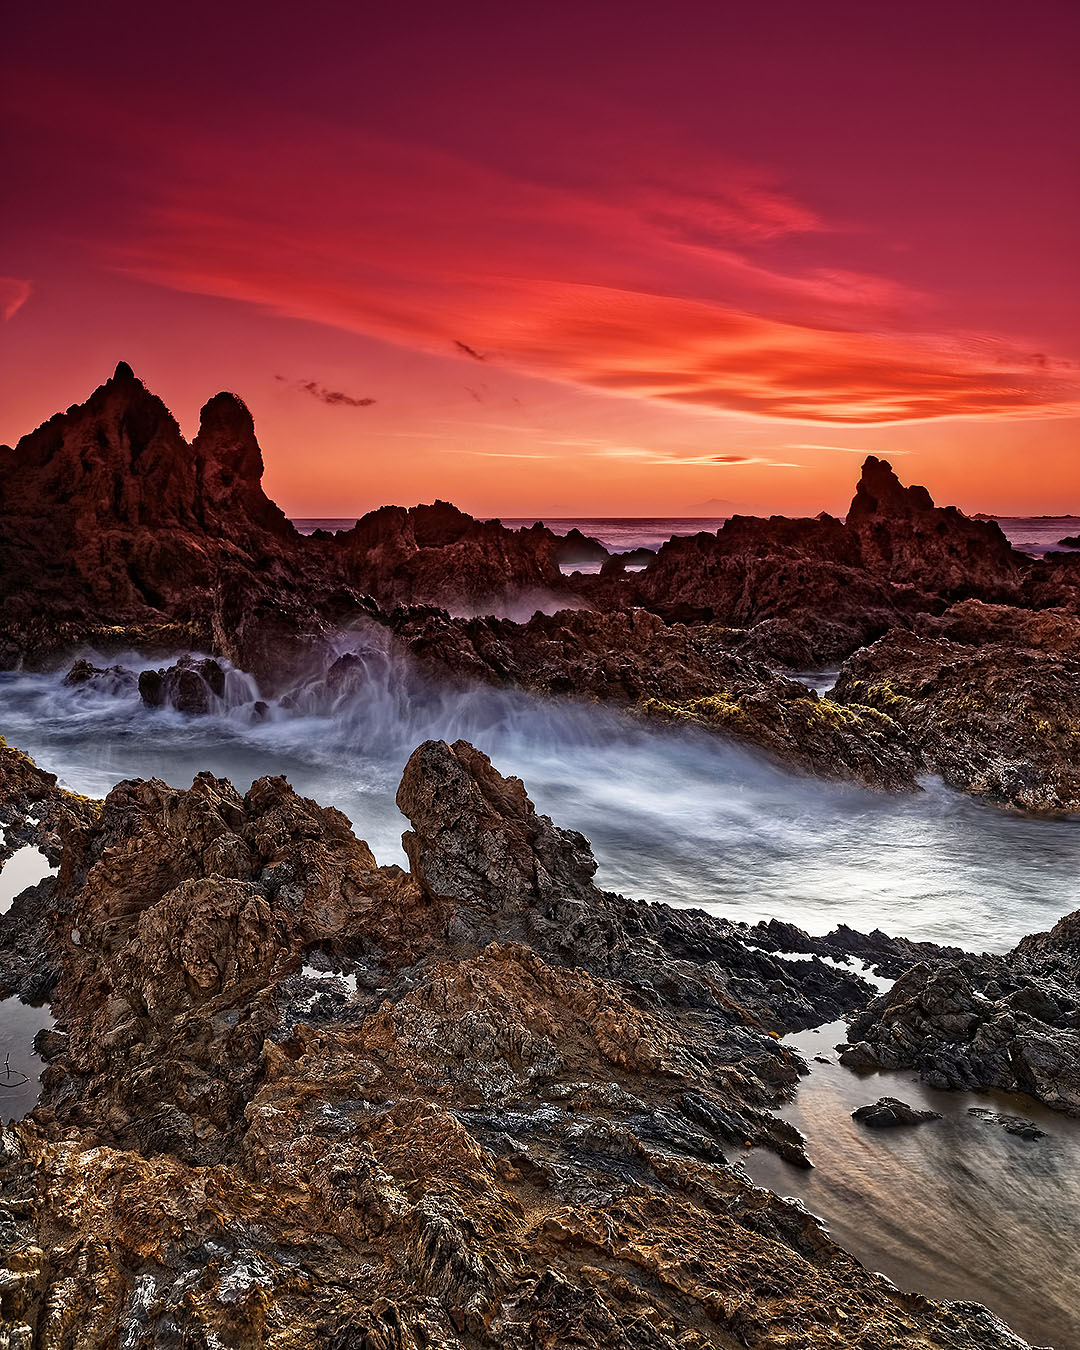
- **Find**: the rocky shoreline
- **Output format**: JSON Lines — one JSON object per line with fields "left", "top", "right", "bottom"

{"left": 0, "top": 733, "right": 1065, "bottom": 1348}
{"left": 2, "top": 366, "right": 1079, "bottom": 1345}
{"left": 5, "top": 365, "right": 1080, "bottom": 811}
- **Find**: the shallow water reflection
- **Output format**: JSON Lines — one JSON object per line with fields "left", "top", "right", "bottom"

{"left": 744, "top": 1021, "right": 1080, "bottom": 1349}
{"left": 0, "top": 996, "right": 53, "bottom": 1121}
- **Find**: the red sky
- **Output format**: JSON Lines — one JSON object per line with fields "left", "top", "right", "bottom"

{"left": 2, "top": 1, "right": 1078, "bottom": 517}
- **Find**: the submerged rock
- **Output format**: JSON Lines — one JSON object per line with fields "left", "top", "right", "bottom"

{"left": 967, "top": 1108, "right": 1046, "bottom": 1140}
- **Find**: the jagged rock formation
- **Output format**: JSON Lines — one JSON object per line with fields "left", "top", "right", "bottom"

{"left": 0, "top": 737, "right": 1036, "bottom": 1348}
{"left": 841, "top": 910, "right": 1080, "bottom": 1114}
{"left": 0, "top": 366, "right": 594, "bottom": 680}
{"left": 4, "top": 365, "right": 1080, "bottom": 813}
{"left": 633, "top": 457, "right": 1027, "bottom": 665}
{"left": 388, "top": 606, "right": 918, "bottom": 790}
{"left": 831, "top": 625, "right": 1080, "bottom": 810}
{"left": 137, "top": 655, "right": 230, "bottom": 715}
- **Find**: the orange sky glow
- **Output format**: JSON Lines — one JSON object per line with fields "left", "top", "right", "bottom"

{"left": 2, "top": 2, "right": 1078, "bottom": 518}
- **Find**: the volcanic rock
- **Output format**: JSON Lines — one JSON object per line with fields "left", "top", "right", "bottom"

{"left": 841, "top": 910, "right": 1080, "bottom": 1114}
{"left": 389, "top": 606, "right": 920, "bottom": 791}
{"left": 138, "top": 655, "right": 229, "bottom": 715}
{"left": 0, "top": 734, "right": 1035, "bottom": 1347}
{"left": 852, "top": 1097, "right": 942, "bottom": 1128}
{"left": 831, "top": 627, "right": 1080, "bottom": 810}
{"left": 967, "top": 1108, "right": 1046, "bottom": 1139}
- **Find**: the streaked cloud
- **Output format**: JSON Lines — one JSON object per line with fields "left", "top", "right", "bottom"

{"left": 787, "top": 442, "right": 910, "bottom": 454}
{"left": 0, "top": 278, "right": 31, "bottom": 321}
{"left": 105, "top": 121, "right": 1078, "bottom": 426}
{"left": 276, "top": 375, "right": 375, "bottom": 408}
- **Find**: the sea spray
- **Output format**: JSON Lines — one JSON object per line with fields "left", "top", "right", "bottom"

{"left": 1, "top": 642, "right": 1078, "bottom": 949}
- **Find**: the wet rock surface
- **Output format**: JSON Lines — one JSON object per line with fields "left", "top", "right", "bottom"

{"left": 841, "top": 910, "right": 1080, "bottom": 1115}
{"left": 967, "top": 1108, "right": 1046, "bottom": 1140}
{"left": 0, "top": 736, "right": 1036, "bottom": 1348}
{"left": 4, "top": 367, "right": 1080, "bottom": 817}
{"left": 388, "top": 606, "right": 919, "bottom": 790}
{"left": 852, "top": 1097, "right": 942, "bottom": 1128}
{"left": 832, "top": 625, "right": 1080, "bottom": 811}
{"left": 138, "top": 655, "right": 229, "bottom": 714}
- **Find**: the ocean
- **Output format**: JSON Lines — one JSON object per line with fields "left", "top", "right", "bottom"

{"left": 293, "top": 514, "right": 1080, "bottom": 558}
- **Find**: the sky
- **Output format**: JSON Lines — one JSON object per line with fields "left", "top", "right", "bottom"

{"left": 2, "top": 1, "right": 1078, "bottom": 517}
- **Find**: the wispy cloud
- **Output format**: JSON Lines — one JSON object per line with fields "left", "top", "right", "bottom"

{"left": 116, "top": 123, "right": 1079, "bottom": 425}
{"left": 276, "top": 375, "right": 375, "bottom": 408}
{"left": 466, "top": 450, "right": 555, "bottom": 459}
{"left": 595, "top": 447, "right": 803, "bottom": 467}
{"left": 787, "top": 442, "right": 910, "bottom": 455}
{"left": 0, "top": 277, "right": 31, "bottom": 321}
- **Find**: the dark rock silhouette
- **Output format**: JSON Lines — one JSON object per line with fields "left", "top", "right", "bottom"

{"left": 852, "top": 1097, "right": 941, "bottom": 1128}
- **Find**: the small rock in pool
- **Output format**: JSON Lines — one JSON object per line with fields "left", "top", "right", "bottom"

{"left": 967, "top": 1107, "right": 1046, "bottom": 1139}
{"left": 852, "top": 1097, "right": 942, "bottom": 1128}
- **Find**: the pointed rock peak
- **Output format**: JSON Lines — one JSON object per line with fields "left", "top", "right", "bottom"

{"left": 397, "top": 739, "right": 599, "bottom": 912}
{"left": 112, "top": 360, "right": 137, "bottom": 382}
{"left": 849, "top": 454, "right": 934, "bottom": 521}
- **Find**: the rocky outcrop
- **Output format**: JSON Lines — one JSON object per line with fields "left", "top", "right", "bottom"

{"left": 846, "top": 456, "right": 1022, "bottom": 596}
{"left": 0, "top": 736, "right": 1036, "bottom": 1348}
{"left": 0, "top": 368, "right": 587, "bottom": 679}
{"left": 852, "top": 1097, "right": 941, "bottom": 1128}
{"left": 0, "top": 740, "right": 99, "bottom": 1003}
{"left": 390, "top": 606, "right": 919, "bottom": 790}
{"left": 831, "top": 627, "right": 1080, "bottom": 810}
{"left": 841, "top": 910, "right": 1080, "bottom": 1115}
{"left": 634, "top": 458, "right": 1028, "bottom": 666}
{"left": 5, "top": 367, "right": 1080, "bottom": 817}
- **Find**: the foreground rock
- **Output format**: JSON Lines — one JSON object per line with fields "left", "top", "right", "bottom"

{"left": 0, "top": 738, "right": 1032, "bottom": 1348}
{"left": 841, "top": 911, "right": 1080, "bottom": 1115}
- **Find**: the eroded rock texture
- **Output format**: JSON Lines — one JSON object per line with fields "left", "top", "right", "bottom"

{"left": 5, "top": 366, "right": 1080, "bottom": 814}
{"left": 842, "top": 910, "right": 1080, "bottom": 1114}
{"left": 832, "top": 625, "right": 1080, "bottom": 810}
{"left": 0, "top": 739, "right": 1034, "bottom": 1348}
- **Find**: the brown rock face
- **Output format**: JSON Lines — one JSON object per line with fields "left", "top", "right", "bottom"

{"left": 635, "top": 457, "right": 1028, "bottom": 665}
{"left": 846, "top": 455, "right": 1022, "bottom": 594}
{"left": 831, "top": 626, "right": 1080, "bottom": 810}
{"left": 0, "top": 735, "right": 1033, "bottom": 1348}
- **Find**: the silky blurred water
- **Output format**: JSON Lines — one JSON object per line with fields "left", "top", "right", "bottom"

{"left": 0, "top": 651, "right": 1076, "bottom": 952}
{"left": 745, "top": 1021, "right": 1080, "bottom": 1348}
{"left": 2, "top": 648, "right": 1079, "bottom": 1342}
